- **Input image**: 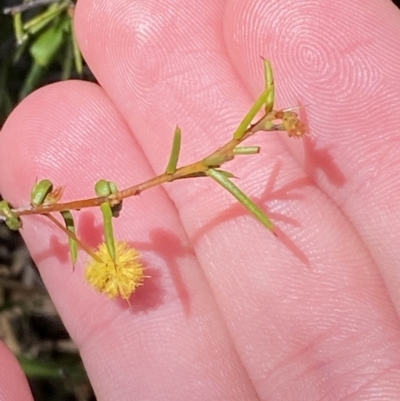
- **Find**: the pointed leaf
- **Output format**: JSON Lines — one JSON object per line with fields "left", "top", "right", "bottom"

{"left": 61, "top": 210, "right": 78, "bottom": 267}
{"left": 233, "top": 146, "right": 260, "bottom": 155}
{"left": 12, "top": 12, "right": 25, "bottom": 45}
{"left": 23, "top": 3, "right": 67, "bottom": 33}
{"left": 263, "top": 59, "right": 275, "bottom": 113}
{"left": 30, "top": 24, "right": 64, "bottom": 66}
{"left": 30, "top": 179, "right": 53, "bottom": 206}
{"left": 95, "top": 180, "right": 122, "bottom": 217}
{"left": 233, "top": 88, "right": 271, "bottom": 140}
{"left": 214, "top": 169, "right": 236, "bottom": 179}
{"left": 100, "top": 202, "right": 116, "bottom": 261}
{"left": 206, "top": 168, "right": 274, "bottom": 231}
{"left": 166, "top": 126, "right": 182, "bottom": 174}
{"left": 70, "top": 20, "right": 83, "bottom": 75}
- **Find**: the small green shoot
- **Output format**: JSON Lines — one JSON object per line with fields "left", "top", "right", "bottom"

{"left": 233, "top": 60, "right": 275, "bottom": 140}
{"left": 166, "top": 126, "right": 182, "bottom": 174}
{"left": 233, "top": 146, "right": 260, "bottom": 155}
{"left": 61, "top": 210, "right": 78, "bottom": 266}
{"left": 206, "top": 168, "right": 274, "bottom": 232}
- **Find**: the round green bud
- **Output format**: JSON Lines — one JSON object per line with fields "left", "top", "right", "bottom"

{"left": 31, "top": 179, "right": 53, "bottom": 206}
{"left": 95, "top": 180, "right": 112, "bottom": 197}
{"left": 0, "top": 200, "right": 22, "bottom": 230}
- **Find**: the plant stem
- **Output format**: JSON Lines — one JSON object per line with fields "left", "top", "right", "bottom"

{"left": 13, "top": 107, "right": 303, "bottom": 218}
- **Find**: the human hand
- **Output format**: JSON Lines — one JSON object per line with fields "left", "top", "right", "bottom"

{"left": 1, "top": 0, "right": 400, "bottom": 400}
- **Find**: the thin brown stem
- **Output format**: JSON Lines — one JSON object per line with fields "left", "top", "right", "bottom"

{"left": 12, "top": 109, "right": 295, "bottom": 219}
{"left": 45, "top": 214, "right": 102, "bottom": 262}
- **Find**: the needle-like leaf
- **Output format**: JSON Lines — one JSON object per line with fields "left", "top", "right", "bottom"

{"left": 233, "top": 59, "right": 275, "bottom": 140}
{"left": 166, "top": 126, "right": 182, "bottom": 174}
{"left": 263, "top": 59, "right": 275, "bottom": 113}
{"left": 233, "top": 146, "right": 260, "bottom": 155}
{"left": 233, "top": 89, "right": 271, "bottom": 140}
{"left": 100, "top": 202, "right": 116, "bottom": 262}
{"left": 61, "top": 210, "right": 78, "bottom": 267}
{"left": 206, "top": 168, "right": 274, "bottom": 231}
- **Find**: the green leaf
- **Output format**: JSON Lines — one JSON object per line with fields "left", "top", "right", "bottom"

{"left": 18, "top": 355, "right": 87, "bottom": 381}
{"left": 232, "top": 60, "right": 276, "bottom": 140}
{"left": 100, "top": 203, "right": 116, "bottom": 261}
{"left": 206, "top": 168, "right": 274, "bottom": 231}
{"left": 61, "top": 35, "right": 73, "bottom": 80}
{"left": 30, "top": 24, "right": 64, "bottom": 66}
{"left": 95, "top": 180, "right": 122, "bottom": 217}
{"left": 0, "top": 200, "right": 22, "bottom": 231}
{"left": 61, "top": 210, "right": 78, "bottom": 267}
{"left": 96, "top": 180, "right": 118, "bottom": 258}
{"left": 263, "top": 59, "right": 275, "bottom": 113}
{"left": 12, "top": 12, "right": 25, "bottom": 45}
{"left": 18, "top": 61, "right": 46, "bottom": 100}
{"left": 71, "top": 21, "right": 83, "bottom": 75}
{"left": 233, "top": 146, "right": 260, "bottom": 155}
{"left": 233, "top": 87, "right": 271, "bottom": 140}
{"left": 166, "top": 126, "right": 182, "bottom": 174}
{"left": 23, "top": 3, "right": 68, "bottom": 34}
{"left": 30, "top": 179, "right": 53, "bottom": 206}
{"left": 214, "top": 169, "right": 236, "bottom": 179}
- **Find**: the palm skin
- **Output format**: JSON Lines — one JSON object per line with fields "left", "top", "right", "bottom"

{"left": 1, "top": 0, "right": 400, "bottom": 400}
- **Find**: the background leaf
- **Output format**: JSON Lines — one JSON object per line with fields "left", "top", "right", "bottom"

{"left": 30, "top": 23, "right": 64, "bottom": 66}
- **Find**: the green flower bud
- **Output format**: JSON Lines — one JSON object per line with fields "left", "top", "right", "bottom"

{"left": 95, "top": 180, "right": 112, "bottom": 197}
{"left": 0, "top": 200, "right": 22, "bottom": 231}
{"left": 31, "top": 179, "right": 53, "bottom": 206}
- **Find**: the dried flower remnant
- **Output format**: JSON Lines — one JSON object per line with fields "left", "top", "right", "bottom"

{"left": 276, "top": 110, "right": 306, "bottom": 137}
{"left": 85, "top": 241, "right": 145, "bottom": 300}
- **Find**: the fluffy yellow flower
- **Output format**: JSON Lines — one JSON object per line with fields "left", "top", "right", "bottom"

{"left": 85, "top": 241, "right": 145, "bottom": 300}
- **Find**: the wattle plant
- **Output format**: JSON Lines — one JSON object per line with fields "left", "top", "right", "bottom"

{"left": 0, "top": 60, "right": 306, "bottom": 301}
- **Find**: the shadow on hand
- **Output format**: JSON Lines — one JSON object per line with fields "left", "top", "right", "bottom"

{"left": 191, "top": 161, "right": 313, "bottom": 264}
{"left": 35, "top": 212, "right": 195, "bottom": 315}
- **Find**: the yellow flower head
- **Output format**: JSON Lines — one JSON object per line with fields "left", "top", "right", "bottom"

{"left": 85, "top": 241, "right": 145, "bottom": 300}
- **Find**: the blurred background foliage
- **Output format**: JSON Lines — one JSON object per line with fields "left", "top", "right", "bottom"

{"left": 0, "top": 0, "right": 94, "bottom": 126}
{"left": 0, "top": 1, "right": 94, "bottom": 400}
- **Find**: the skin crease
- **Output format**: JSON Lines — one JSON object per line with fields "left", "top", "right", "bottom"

{"left": 1, "top": 0, "right": 400, "bottom": 399}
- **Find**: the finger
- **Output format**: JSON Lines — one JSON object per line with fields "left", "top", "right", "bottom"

{"left": 0, "top": 81, "right": 257, "bottom": 400}
{"left": 0, "top": 342, "right": 33, "bottom": 401}
{"left": 223, "top": 0, "right": 400, "bottom": 396}
{"left": 74, "top": 0, "right": 400, "bottom": 399}
{"left": 224, "top": 0, "right": 400, "bottom": 305}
